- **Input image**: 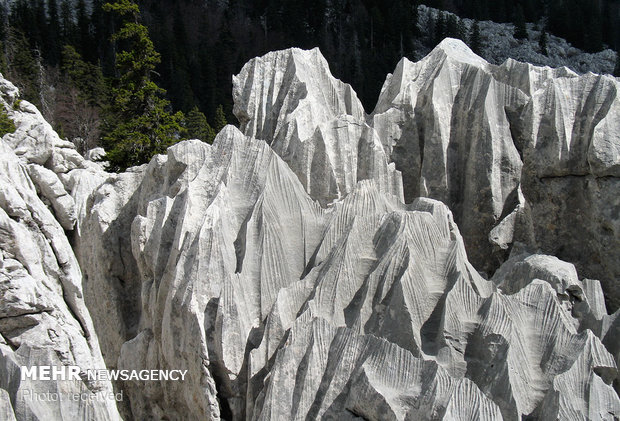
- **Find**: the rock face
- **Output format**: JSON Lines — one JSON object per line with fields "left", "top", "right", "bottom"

{"left": 76, "top": 124, "right": 618, "bottom": 420}
{"left": 0, "top": 76, "right": 120, "bottom": 420}
{"left": 370, "top": 39, "right": 620, "bottom": 308}
{"left": 233, "top": 47, "right": 403, "bottom": 206}
{"left": 371, "top": 39, "right": 527, "bottom": 273}
{"left": 518, "top": 71, "right": 620, "bottom": 310}
{"left": 1, "top": 39, "right": 619, "bottom": 421}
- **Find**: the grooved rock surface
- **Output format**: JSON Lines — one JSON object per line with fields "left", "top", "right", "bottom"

{"left": 78, "top": 127, "right": 618, "bottom": 419}
{"left": 0, "top": 77, "right": 120, "bottom": 420}
{"left": 1, "top": 40, "right": 619, "bottom": 421}
{"left": 370, "top": 40, "right": 526, "bottom": 273}
{"left": 369, "top": 39, "right": 620, "bottom": 307}
{"left": 519, "top": 71, "right": 620, "bottom": 310}
{"left": 233, "top": 47, "right": 403, "bottom": 206}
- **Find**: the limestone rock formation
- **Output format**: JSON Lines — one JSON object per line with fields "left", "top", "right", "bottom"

{"left": 371, "top": 39, "right": 526, "bottom": 273}
{"left": 0, "top": 77, "right": 120, "bottom": 420}
{"left": 77, "top": 128, "right": 618, "bottom": 419}
{"left": 518, "top": 71, "right": 620, "bottom": 310}
{"left": 1, "top": 39, "right": 620, "bottom": 421}
{"left": 370, "top": 39, "right": 619, "bottom": 309}
{"left": 233, "top": 47, "right": 403, "bottom": 206}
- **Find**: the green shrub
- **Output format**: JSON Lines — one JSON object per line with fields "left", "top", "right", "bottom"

{"left": 0, "top": 107, "right": 16, "bottom": 137}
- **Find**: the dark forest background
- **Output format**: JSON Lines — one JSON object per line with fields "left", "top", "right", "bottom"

{"left": 0, "top": 0, "right": 617, "bottom": 155}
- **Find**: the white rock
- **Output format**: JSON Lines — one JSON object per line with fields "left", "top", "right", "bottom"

{"left": 0, "top": 140, "right": 120, "bottom": 420}
{"left": 86, "top": 147, "right": 106, "bottom": 162}
{"left": 233, "top": 48, "right": 403, "bottom": 206}
{"left": 0, "top": 389, "right": 16, "bottom": 421}
{"left": 27, "top": 164, "right": 76, "bottom": 230}
{"left": 2, "top": 40, "right": 619, "bottom": 421}
{"left": 372, "top": 38, "right": 619, "bottom": 306}
{"left": 78, "top": 129, "right": 617, "bottom": 419}
{"left": 371, "top": 38, "right": 526, "bottom": 275}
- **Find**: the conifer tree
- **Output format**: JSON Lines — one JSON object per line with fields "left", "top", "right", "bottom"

{"left": 214, "top": 104, "right": 227, "bottom": 133}
{"left": 60, "top": 0, "right": 74, "bottom": 45}
{"left": 5, "top": 29, "right": 39, "bottom": 105}
{"left": 33, "top": 0, "right": 47, "bottom": 50}
{"left": 76, "top": 0, "right": 93, "bottom": 60}
{"left": 185, "top": 106, "right": 215, "bottom": 144}
{"left": 102, "top": 0, "right": 183, "bottom": 171}
{"left": 61, "top": 45, "right": 106, "bottom": 106}
{"left": 583, "top": 0, "right": 603, "bottom": 53}
{"left": 0, "top": 106, "right": 16, "bottom": 137}
{"left": 446, "top": 14, "right": 464, "bottom": 40}
{"left": 0, "top": 8, "right": 8, "bottom": 75}
{"left": 434, "top": 12, "right": 446, "bottom": 44}
{"left": 0, "top": 41, "right": 6, "bottom": 75}
{"left": 456, "top": 18, "right": 467, "bottom": 41}
{"left": 57, "top": 45, "right": 106, "bottom": 151}
{"left": 45, "top": 0, "right": 61, "bottom": 66}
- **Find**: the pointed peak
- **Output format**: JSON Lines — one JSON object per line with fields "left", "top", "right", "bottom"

{"left": 432, "top": 38, "right": 488, "bottom": 67}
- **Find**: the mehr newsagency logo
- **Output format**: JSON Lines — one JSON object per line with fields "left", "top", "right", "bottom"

{"left": 21, "top": 365, "right": 188, "bottom": 382}
{"left": 19, "top": 365, "right": 188, "bottom": 403}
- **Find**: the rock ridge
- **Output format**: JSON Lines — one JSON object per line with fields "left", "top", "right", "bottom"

{"left": 0, "top": 39, "right": 619, "bottom": 421}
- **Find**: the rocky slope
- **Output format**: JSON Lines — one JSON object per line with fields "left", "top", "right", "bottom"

{"left": 417, "top": 5, "right": 617, "bottom": 76}
{"left": 0, "top": 39, "right": 619, "bottom": 420}
{"left": 0, "top": 77, "right": 120, "bottom": 419}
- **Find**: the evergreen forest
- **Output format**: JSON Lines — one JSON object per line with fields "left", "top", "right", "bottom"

{"left": 1, "top": 0, "right": 617, "bottom": 170}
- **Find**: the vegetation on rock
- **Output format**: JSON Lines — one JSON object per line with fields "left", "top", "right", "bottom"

{"left": 0, "top": 106, "right": 15, "bottom": 137}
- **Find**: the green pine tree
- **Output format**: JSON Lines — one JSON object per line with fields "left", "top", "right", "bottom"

{"left": 0, "top": 40, "right": 7, "bottom": 75}
{"left": 5, "top": 29, "right": 39, "bottom": 105}
{"left": 45, "top": 0, "right": 61, "bottom": 66}
{"left": 61, "top": 45, "right": 106, "bottom": 106}
{"left": 76, "top": 0, "right": 94, "bottom": 60}
{"left": 185, "top": 106, "right": 215, "bottom": 144}
{"left": 102, "top": 0, "right": 183, "bottom": 172}
{"left": 56, "top": 45, "right": 107, "bottom": 152}
{"left": 0, "top": 106, "right": 16, "bottom": 137}
{"left": 214, "top": 104, "right": 227, "bottom": 133}
{"left": 59, "top": 0, "right": 75, "bottom": 44}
